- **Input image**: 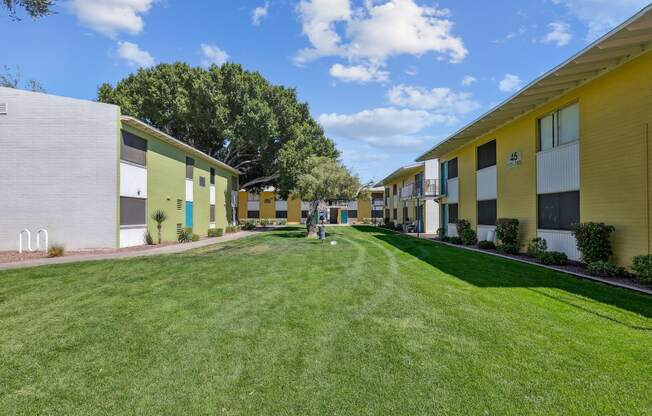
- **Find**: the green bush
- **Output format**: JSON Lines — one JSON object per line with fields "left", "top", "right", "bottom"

{"left": 526, "top": 237, "right": 547, "bottom": 258}
{"left": 225, "top": 225, "right": 240, "bottom": 233}
{"left": 587, "top": 260, "right": 625, "bottom": 278}
{"left": 539, "top": 251, "right": 568, "bottom": 266}
{"left": 478, "top": 240, "right": 496, "bottom": 250}
{"left": 571, "top": 222, "right": 615, "bottom": 263}
{"left": 437, "top": 227, "right": 446, "bottom": 239}
{"left": 449, "top": 236, "right": 463, "bottom": 245}
{"left": 242, "top": 221, "right": 256, "bottom": 231}
{"left": 260, "top": 219, "right": 271, "bottom": 226}
{"left": 191, "top": 233, "right": 200, "bottom": 242}
{"left": 456, "top": 219, "right": 471, "bottom": 235}
{"left": 460, "top": 228, "right": 478, "bottom": 245}
{"left": 48, "top": 244, "right": 65, "bottom": 257}
{"left": 631, "top": 255, "right": 652, "bottom": 284}
{"left": 207, "top": 228, "right": 224, "bottom": 237}
{"left": 497, "top": 243, "right": 519, "bottom": 255}
{"left": 441, "top": 235, "right": 451, "bottom": 243}
{"left": 496, "top": 218, "right": 519, "bottom": 246}
{"left": 177, "top": 228, "right": 193, "bottom": 243}
{"left": 276, "top": 219, "right": 287, "bottom": 226}
{"left": 144, "top": 230, "right": 154, "bottom": 245}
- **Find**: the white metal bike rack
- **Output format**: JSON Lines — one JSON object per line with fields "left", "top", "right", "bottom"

{"left": 19, "top": 229, "right": 33, "bottom": 253}
{"left": 36, "top": 229, "right": 49, "bottom": 252}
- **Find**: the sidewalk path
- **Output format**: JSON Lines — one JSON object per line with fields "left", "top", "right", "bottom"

{"left": 0, "top": 231, "right": 259, "bottom": 271}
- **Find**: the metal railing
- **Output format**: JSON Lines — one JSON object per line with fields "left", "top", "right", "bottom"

{"left": 400, "top": 179, "right": 442, "bottom": 199}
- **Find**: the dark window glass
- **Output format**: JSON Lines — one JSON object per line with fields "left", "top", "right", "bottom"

{"left": 403, "top": 206, "right": 408, "bottom": 222}
{"left": 448, "top": 158, "right": 458, "bottom": 179}
{"left": 538, "top": 191, "right": 579, "bottom": 230}
{"left": 185, "top": 157, "right": 194, "bottom": 179}
{"left": 477, "top": 199, "right": 497, "bottom": 225}
{"left": 210, "top": 205, "right": 216, "bottom": 222}
{"left": 349, "top": 210, "right": 358, "bottom": 218}
{"left": 415, "top": 172, "right": 424, "bottom": 195}
{"left": 276, "top": 210, "right": 288, "bottom": 219}
{"left": 210, "top": 168, "right": 215, "bottom": 185}
{"left": 247, "top": 210, "right": 260, "bottom": 219}
{"left": 393, "top": 184, "right": 398, "bottom": 195}
{"left": 393, "top": 208, "right": 398, "bottom": 219}
{"left": 199, "top": 177, "right": 206, "bottom": 187}
{"left": 372, "top": 209, "right": 383, "bottom": 219}
{"left": 120, "top": 197, "right": 146, "bottom": 226}
{"left": 301, "top": 210, "right": 309, "bottom": 218}
{"left": 120, "top": 131, "right": 147, "bottom": 166}
{"left": 385, "top": 209, "right": 390, "bottom": 220}
{"left": 477, "top": 140, "right": 496, "bottom": 170}
{"left": 448, "top": 203, "right": 459, "bottom": 223}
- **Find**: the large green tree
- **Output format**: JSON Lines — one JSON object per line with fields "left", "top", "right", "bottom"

{"left": 3, "top": 0, "right": 55, "bottom": 19}
{"left": 293, "top": 156, "right": 365, "bottom": 236}
{"left": 98, "top": 62, "right": 338, "bottom": 192}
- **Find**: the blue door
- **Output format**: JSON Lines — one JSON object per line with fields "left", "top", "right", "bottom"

{"left": 442, "top": 204, "right": 448, "bottom": 234}
{"left": 185, "top": 201, "right": 193, "bottom": 229}
{"left": 341, "top": 210, "right": 348, "bottom": 224}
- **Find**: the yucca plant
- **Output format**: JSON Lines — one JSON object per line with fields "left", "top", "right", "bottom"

{"left": 151, "top": 209, "right": 168, "bottom": 244}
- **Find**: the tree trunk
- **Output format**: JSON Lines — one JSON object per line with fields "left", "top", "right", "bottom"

{"left": 157, "top": 224, "right": 162, "bottom": 245}
{"left": 305, "top": 200, "right": 320, "bottom": 237}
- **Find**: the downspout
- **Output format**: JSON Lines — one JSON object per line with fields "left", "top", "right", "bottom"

{"left": 647, "top": 123, "right": 650, "bottom": 256}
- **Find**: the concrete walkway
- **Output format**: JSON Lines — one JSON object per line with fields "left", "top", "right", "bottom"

{"left": 0, "top": 231, "right": 259, "bottom": 271}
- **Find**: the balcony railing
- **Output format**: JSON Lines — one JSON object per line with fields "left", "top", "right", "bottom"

{"left": 400, "top": 179, "right": 442, "bottom": 200}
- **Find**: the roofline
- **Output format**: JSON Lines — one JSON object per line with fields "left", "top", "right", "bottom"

{"left": 120, "top": 116, "right": 242, "bottom": 176}
{"left": 416, "top": 3, "right": 652, "bottom": 162}
{"left": 376, "top": 162, "right": 425, "bottom": 186}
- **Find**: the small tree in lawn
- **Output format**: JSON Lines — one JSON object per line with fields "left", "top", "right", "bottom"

{"left": 293, "top": 157, "right": 362, "bottom": 237}
{"left": 151, "top": 209, "right": 168, "bottom": 244}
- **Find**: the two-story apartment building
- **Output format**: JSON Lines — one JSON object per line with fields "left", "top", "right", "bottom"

{"left": 417, "top": 5, "right": 652, "bottom": 265}
{"left": 0, "top": 88, "right": 240, "bottom": 250}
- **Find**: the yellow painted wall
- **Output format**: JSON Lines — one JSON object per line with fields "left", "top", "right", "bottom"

{"left": 438, "top": 50, "right": 652, "bottom": 264}
{"left": 260, "top": 191, "right": 276, "bottom": 219}
{"left": 288, "top": 196, "right": 301, "bottom": 224}
{"left": 357, "top": 197, "right": 372, "bottom": 219}
{"left": 382, "top": 166, "right": 425, "bottom": 224}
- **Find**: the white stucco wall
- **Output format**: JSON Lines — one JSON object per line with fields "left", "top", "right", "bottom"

{"left": 0, "top": 87, "right": 119, "bottom": 250}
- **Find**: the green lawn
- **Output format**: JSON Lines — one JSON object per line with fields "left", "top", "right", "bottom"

{"left": 1, "top": 226, "right": 651, "bottom": 415}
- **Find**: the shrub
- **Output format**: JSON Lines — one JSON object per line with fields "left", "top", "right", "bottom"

{"left": 260, "top": 219, "right": 271, "bottom": 226}
{"left": 571, "top": 222, "right": 615, "bottom": 263}
{"left": 276, "top": 219, "right": 287, "bottom": 226}
{"left": 437, "top": 227, "right": 446, "bottom": 240}
{"left": 460, "top": 228, "right": 478, "bottom": 245}
{"left": 587, "top": 260, "right": 626, "bottom": 278}
{"left": 456, "top": 219, "right": 471, "bottom": 235}
{"left": 496, "top": 218, "right": 519, "bottom": 246}
{"left": 177, "top": 228, "right": 193, "bottom": 243}
{"left": 631, "top": 255, "right": 652, "bottom": 284}
{"left": 441, "top": 235, "right": 450, "bottom": 243}
{"left": 208, "top": 228, "right": 224, "bottom": 237}
{"left": 497, "top": 243, "right": 519, "bottom": 255}
{"left": 449, "top": 236, "right": 463, "bottom": 245}
{"left": 225, "top": 225, "right": 239, "bottom": 233}
{"left": 144, "top": 230, "right": 154, "bottom": 245}
{"left": 48, "top": 244, "right": 65, "bottom": 257}
{"left": 526, "top": 237, "right": 547, "bottom": 258}
{"left": 191, "top": 233, "right": 200, "bottom": 242}
{"left": 539, "top": 251, "right": 568, "bottom": 266}
{"left": 242, "top": 221, "right": 256, "bottom": 231}
{"left": 478, "top": 240, "right": 496, "bottom": 250}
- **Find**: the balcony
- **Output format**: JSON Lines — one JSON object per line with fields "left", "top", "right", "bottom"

{"left": 400, "top": 179, "right": 442, "bottom": 200}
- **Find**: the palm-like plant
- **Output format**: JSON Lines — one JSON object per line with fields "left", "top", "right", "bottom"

{"left": 151, "top": 209, "right": 168, "bottom": 244}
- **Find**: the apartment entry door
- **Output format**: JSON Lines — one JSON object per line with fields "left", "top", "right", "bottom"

{"left": 330, "top": 208, "right": 339, "bottom": 224}
{"left": 341, "top": 210, "right": 348, "bottom": 224}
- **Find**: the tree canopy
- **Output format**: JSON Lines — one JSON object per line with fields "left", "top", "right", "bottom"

{"left": 98, "top": 62, "right": 338, "bottom": 194}
{"left": 3, "top": 0, "right": 55, "bottom": 19}
{"left": 0, "top": 65, "right": 45, "bottom": 92}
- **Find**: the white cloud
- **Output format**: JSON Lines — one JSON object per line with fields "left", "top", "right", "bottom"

{"left": 341, "top": 149, "right": 389, "bottom": 162}
{"left": 498, "top": 74, "right": 523, "bottom": 93}
{"left": 318, "top": 107, "right": 455, "bottom": 148}
{"left": 543, "top": 21, "right": 572, "bottom": 46}
{"left": 69, "top": 0, "right": 155, "bottom": 38}
{"left": 329, "top": 63, "right": 389, "bottom": 83}
{"left": 200, "top": 43, "right": 229, "bottom": 67}
{"left": 116, "top": 41, "right": 155, "bottom": 67}
{"left": 295, "top": 0, "right": 467, "bottom": 79}
{"left": 252, "top": 2, "right": 269, "bottom": 26}
{"left": 551, "top": 0, "right": 649, "bottom": 40}
{"left": 461, "top": 75, "right": 477, "bottom": 86}
{"left": 387, "top": 85, "right": 480, "bottom": 114}
{"left": 405, "top": 66, "right": 418, "bottom": 76}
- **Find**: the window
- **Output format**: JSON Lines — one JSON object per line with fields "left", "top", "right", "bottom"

{"left": 393, "top": 208, "right": 398, "bottom": 220}
{"left": 276, "top": 210, "right": 288, "bottom": 219}
{"left": 120, "top": 197, "right": 146, "bottom": 226}
{"left": 210, "top": 205, "right": 216, "bottom": 223}
{"left": 120, "top": 131, "right": 147, "bottom": 166}
{"left": 477, "top": 140, "right": 496, "bottom": 170}
{"left": 448, "top": 203, "right": 459, "bottom": 223}
{"left": 247, "top": 210, "right": 260, "bottom": 219}
{"left": 538, "top": 191, "right": 579, "bottom": 230}
{"left": 538, "top": 102, "right": 579, "bottom": 151}
{"left": 199, "top": 176, "right": 206, "bottom": 187}
{"left": 477, "top": 199, "right": 497, "bottom": 226}
{"left": 393, "top": 184, "right": 398, "bottom": 195}
{"left": 210, "top": 168, "right": 216, "bottom": 185}
{"left": 348, "top": 210, "right": 358, "bottom": 218}
{"left": 385, "top": 209, "right": 390, "bottom": 220}
{"left": 448, "top": 158, "right": 458, "bottom": 179}
{"left": 414, "top": 173, "right": 424, "bottom": 195}
{"left": 372, "top": 209, "right": 383, "bottom": 219}
{"left": 403, "top": 206, "right": 408, "bottom": 222}
{"left": 301, "top": 210, "right": 309, "bottom": 219}
{"left": 185, "top": 157, "right": 194, "bottom": 179}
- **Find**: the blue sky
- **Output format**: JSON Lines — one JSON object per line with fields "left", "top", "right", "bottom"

{"left": 2, "top": 0, "right": 650, "bottom": 183}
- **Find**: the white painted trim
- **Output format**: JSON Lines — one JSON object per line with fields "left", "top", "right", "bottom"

{"left": 120, "top": 161, "right": 147, "bottom": 198}
{"left": 185, "top": 179, "right": 194, "bottom": 202}
{"left": 537, "top": 229, "right": 581, "bottom": 261}
{"left": 476, "top": 165, "right": 497, "bottom": 201}
{"left": 275, "top": 200, "right": 288, "bottom": 210}
{"left": 447, "top": 223, "right": 458, "bottom": 237}
{"left": 120, "top": 226, "right": 147, "bottom": 248}
{"left": 477, "top": 225, "right": 496, "bottom": 242}
{"left": 247, "top": 201, "right": 260, "bottom": 210}
{"left": 447, "top": 178, "right": 459, "bottom": 203}
{"left": 210, "top": 185, "right": 216, "bottom": 205}
{"left": 536, "top": 140, "right": 579, "bottom": 194}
